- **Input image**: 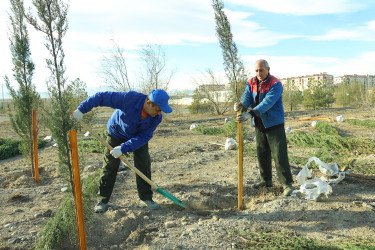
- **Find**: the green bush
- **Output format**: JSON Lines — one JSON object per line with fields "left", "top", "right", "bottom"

{"left": 0, "top": 138, "right": 48, "bottom": 160}
{"left": 194, "top": 120, "right": 241, "bottom": 138}
{"left": 35, "top": 170, "right": 100, "bottom": 249}
{"left": 188, "top": 100, "right": 214, "bottom": 114}
{"left": 315, "top": 122, "right": 339, "bottom": 135}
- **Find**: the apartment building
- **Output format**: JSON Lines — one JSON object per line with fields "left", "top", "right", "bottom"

{"left": 281, "top": 73, "right": 375, "bottom": 91}
{"left": 333, "top": 74, "right": 375, "bottom": 90}
{"left": 280, "top": 72, "right": 334, "bottom": 91}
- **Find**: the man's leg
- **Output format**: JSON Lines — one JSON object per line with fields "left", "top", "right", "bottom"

{"left": 98, "top": 135, "right": 124, "bottom": 204}
{"left": 133, "top": 143, "right": 153, "bottom": 201}
{"left": 266, "top": 126, "right": 293, "bottom": 186}
{"left": 255, "top": 128, "right": 273, "bottom": 184}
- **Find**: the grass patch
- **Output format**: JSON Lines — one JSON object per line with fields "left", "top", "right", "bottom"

{"left": 77, "top": 129, "right": 107, "bottom": 153}
{"left": 0, "top": 138, "right": 48, "bottom": 160}
{"left": 347, "top": 119, "right": 375, "bottom": 128}
{"left": 229, "top": 226, "right": 375, "bottom": 249}
{"left": 193, "top": 120, "right": 252, "bottom": 140}
{"left": 287, "top": 132, "right": 375, "bottom": 155}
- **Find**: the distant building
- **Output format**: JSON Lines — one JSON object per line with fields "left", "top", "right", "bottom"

{"left": 280, "top": 72, "right": 334, "bottom": 91}
{"left": 333, "top": 74, "right": 375, "bottom": 90}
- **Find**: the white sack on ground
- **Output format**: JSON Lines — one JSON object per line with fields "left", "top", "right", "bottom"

{"left": 225, "top": 138, "right": 237, "bottom": 150}
{"left": 336, "top": 115, "right": 345, "bottom": 122}
{"left": 190, "top": 124, "right": 198, "bottom": 130}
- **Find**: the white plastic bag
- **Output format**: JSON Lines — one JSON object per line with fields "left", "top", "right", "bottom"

{"left": 305, "top": 156, "right": 339, "bottom": 177}
{"left": 189, "top": 124, "right": 198, "bottom": 130}
{"left": 311, "top": 120, "right": 318, "bottom": 127}
{"left": 285, "top": 127, "right": 293, "bottom": 134}
{"left": 300, "top": 177, "right": 332, "bottom": 200}
{"left": 296, "top": 165, "right": 312, "bottom": 185}
{"left": 225, "top": 138, "right": 237, "bottom": 150}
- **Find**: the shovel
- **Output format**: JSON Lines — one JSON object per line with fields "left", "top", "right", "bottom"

{"left": 77, "top": 120, "right": 186, "bottom": 208}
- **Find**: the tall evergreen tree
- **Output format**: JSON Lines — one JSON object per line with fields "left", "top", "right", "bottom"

{"left": 25, "top": 0, "right": 74, "bottom": 185}
{"left": 212, "top": 0, "right": 247, "bottom": 102}
{"left": 5, "top": 0, "right": 41, "bottom": 176}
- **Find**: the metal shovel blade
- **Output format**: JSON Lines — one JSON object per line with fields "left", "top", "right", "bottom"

{"left": 156, "top": 187, "right": 186, "bottom": 208}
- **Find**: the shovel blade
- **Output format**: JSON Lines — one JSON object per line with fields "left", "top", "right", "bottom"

{"left": 156, "top": 188, "right": 186, "bottom": 208}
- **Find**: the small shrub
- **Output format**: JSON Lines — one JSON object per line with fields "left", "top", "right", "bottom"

{"left": 0, "top": 138, "right": 48, "bottom": 160}
{"left": 315, "top": 122, "right": 339, "bottom": 135}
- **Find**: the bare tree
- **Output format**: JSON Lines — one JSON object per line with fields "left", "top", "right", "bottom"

{"left": 99, "top": 38, "right": 132, "bottom": 91}
{"left": 138, "top": 44, "right": 174, "bottom": 94}
{"left": 192, "top": 69, "right": 230, "bottom": 115}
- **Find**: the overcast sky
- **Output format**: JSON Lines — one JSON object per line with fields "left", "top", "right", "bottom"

{"left": 1, "top": 0, "right": 375, "bottom": 95}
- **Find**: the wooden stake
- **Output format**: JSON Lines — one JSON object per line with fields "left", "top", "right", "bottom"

{"left": 69, "top": 130, "right": 87, "bottom": 250}
{"left": 237, "top": 111, "right": 243, "bottom": 210}
{"left": 32, "top": 110, "right": 39, "bottom": 182}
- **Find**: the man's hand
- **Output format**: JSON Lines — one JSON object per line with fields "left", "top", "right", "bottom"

{"left": 110, "top": 146, "right": 122, "bottom": 158}
{"left": 71, "top": 109, "right": 83, "bottom": 121}
{"left": 236, "top": 112, "right": 252, "bottom": 123}
{"left": 233, "top": 102, "right": 243, "bottom": 112}
{"left": 249, "top": 109, "right": 260, "bottom": 118}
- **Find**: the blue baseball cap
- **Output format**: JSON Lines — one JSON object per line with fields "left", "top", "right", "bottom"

{"left": 148, "top": 89, "right": 173, "bottom": 113}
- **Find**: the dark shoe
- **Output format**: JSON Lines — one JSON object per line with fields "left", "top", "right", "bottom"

{"left": 142, "top": 200, "right": 160, "bottom": 210}
{"left": 283, "top": 184, "right": 294, "bottom": 196}
{"left": 94, "top": 202, "right": 108, "bottom": 213}
{"left": 251, "top": 181, "right": 273, "bottom": 189}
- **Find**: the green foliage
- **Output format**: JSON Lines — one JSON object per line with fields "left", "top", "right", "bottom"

{"left": 194, "top": 120, "right": 236, "bottom": 137}
{"left": 212, "top": 0, "right": 247, "bottom": 102}
{"left": 27, "top": 0, "right": 74, "bottom": 185}
{"left": 346, "top": 119, "right": 375, "bottom": 128}
{"left": 314, "top": 122, "right": 339, "bottom": 135}
{"left": 188, "top": 88, "right": 214, "bottom": 114}
{"left": 0, "top": 138, "right": 47, "bottom": 160}
{"left": 35, "top": 170, "right": 100, "bottom": 249}
{"left": 5, "top": 0, "right": 41, "bottom": 168}
{"left": 302, "top": 79, "right": 335, "bottom": 110}
{"left": 283, "top": 79, "right": 303, "bottom": 111}
{"left": 287, "top": 132, "right": 375, "bottom": 154}
{"left": 78, "top": 129, "right": 107, "bottom": 153}
{"left": 334, "top": 79, "right": 365, "bottom": 107}
{"left": 193, "top": 120, "right": 252, "bottom": 141}
{"left": 68, "top": 78, "right": 97, "bottom": 130}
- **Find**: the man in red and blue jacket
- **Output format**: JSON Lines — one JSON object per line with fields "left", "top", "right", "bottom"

{"left": 72, "top": 89, "right": 172, "bottom": 212}
{"left": 235, "top": 59, "right": 294, "bottom": 196}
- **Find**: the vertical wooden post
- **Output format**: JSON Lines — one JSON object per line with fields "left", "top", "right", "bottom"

{"left": 32, "top": 109, "right": 39, "bottom": 182}
{"left": 237, "top": 111, "right": 243, "bottom": 210}
{"left": 69, "top": 130, "right": 87, "bottom": 250}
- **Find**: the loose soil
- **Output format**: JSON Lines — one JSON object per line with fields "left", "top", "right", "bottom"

{"left": 1, "top": 106, "right": 375, "bottom": 249}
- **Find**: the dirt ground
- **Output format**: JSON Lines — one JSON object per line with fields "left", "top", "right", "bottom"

{"left": 1, "top": 106, "right": 375, "bottom": 249}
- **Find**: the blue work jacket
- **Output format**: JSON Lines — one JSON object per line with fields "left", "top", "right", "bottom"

{"left": 240, "top": 75, "right": 285, "bottom": 128}
{"left": 77, "top": 91, "right": 162, "bottom": 153}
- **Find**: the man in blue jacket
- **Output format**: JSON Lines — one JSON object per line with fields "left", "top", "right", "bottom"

{"left": 72, "top": 89, "right": 172, "bottom": 212}
{"left": 234, "top": 59, "right": 294, "bottom": 196}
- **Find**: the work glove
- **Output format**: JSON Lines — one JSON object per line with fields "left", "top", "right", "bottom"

{"left": 110, "top": 146, "right": 122, "bottom": 158}
{"left": 249, "top": 108, "right": 261, "bottom": 118}
{"left": 233, "top": 102, "right": 243, "bottom": 112}
{"left": 71, "top": 109, "right": 83, "bottom": 121}
{"left": 237, "top": 112, "right": 252, "bottom": 123}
